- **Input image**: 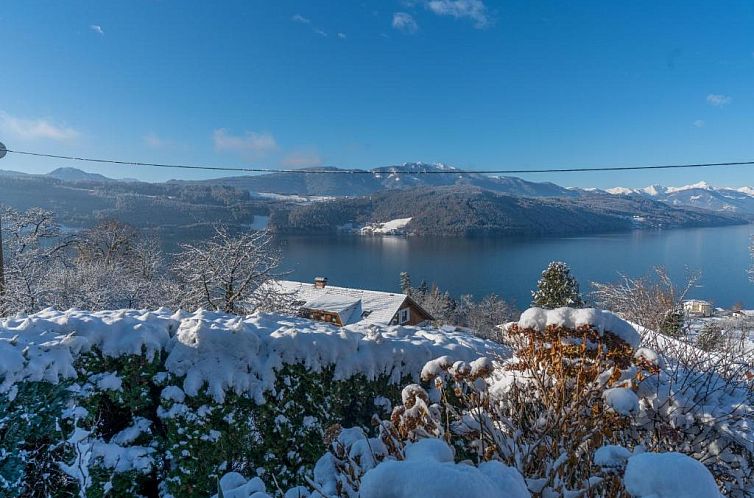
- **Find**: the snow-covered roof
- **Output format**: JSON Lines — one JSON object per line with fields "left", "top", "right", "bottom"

{"left": 271, "top": 280, "right": 422, "bottom": 326}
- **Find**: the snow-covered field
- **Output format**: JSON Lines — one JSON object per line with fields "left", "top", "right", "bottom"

{"left": 359, "top": 217, "right": 413, "bottom": 236}
{"left": 254, "top": 192, "right": 336, "bottom": 204}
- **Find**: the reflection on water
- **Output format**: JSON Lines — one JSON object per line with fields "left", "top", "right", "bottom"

{"left": 278, "top": 225, "right": 754, "bottom": 308}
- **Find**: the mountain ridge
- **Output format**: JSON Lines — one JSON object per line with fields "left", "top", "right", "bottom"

{"left": 605, "top": 181, "right": 754, "bottom": 215}
{"left": 2, "top": 165, "right": 753, "bottom": 219}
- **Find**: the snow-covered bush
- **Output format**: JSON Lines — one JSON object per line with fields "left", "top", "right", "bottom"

{"left": 0, "top": 308, "right": 500, "bottom": 496}
{"left": 623, "top": 451, "right": 722, "bottom": 498}
{"left": 637, "top": 328, "right": 753, "bottom": 496}
{"left": 427, "top": 307, "right": 648, "bottom": 496}
{"left": 349, "top": 307, "right": 748, "bottom": 497}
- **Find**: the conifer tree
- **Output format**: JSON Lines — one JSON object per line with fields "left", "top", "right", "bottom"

{"left": 531, "top": 261, "right": 584, "bottom": 308}
{"left": 400, "top": 272, "right": 411, "bottom": 295}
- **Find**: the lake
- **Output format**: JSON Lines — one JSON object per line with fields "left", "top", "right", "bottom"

{"left": 278, "top": 224, "right": 754, "bottom": 309}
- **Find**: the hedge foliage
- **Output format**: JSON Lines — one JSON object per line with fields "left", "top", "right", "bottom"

{"left": 0, "top": 348, "right": 405, "bottom": 497}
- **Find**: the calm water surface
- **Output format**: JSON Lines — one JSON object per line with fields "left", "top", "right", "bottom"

{"left": 278, "top": 224, "right": 754, "bottom": 308}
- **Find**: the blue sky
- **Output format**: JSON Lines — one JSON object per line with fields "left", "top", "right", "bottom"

{"left": 1, "top": 0, "right": 754, "bottom": 188}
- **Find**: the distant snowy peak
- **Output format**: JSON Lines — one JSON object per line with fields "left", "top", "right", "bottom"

{"left": 608, "top": 182, "right": 753, "bottom": 198}
{"left": 604, "top": 185, "right": 668, "bottom": 196}
{"left": 606, "top": 187, "right": 640, "bottom": 195}
{"left": 641, "top": 184, "right": 668, "bottom": 196}
{"left": 606, "top": 181, "right": 754, "bottom": 215}
{"left": 665, "top": 181, "right": 713, "bottom": 194}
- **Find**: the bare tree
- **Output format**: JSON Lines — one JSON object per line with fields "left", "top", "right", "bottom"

{"left": 47, "top": 219, "right": 171, "bottom": 310}
{"left": 0, "top": 207, "right": 64, "bottom": 314}
{"left": 171, "top": 225, "right": 286, "bottom": 314}
{"left": 74, "top": 218, "right": 137, "bottom": 267}
{"left": 460, "top": 293, "right": 517, "bottom": 341}
{"left": 591, "top": 266, "right": 699, "bottom": 335}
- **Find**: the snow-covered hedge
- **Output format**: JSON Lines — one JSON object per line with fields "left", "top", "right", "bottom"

{"left": 0, "top": 308, "right": 503, "bottom": 496}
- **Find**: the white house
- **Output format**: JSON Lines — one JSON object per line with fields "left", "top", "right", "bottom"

{"left": 269, "top": 277, "right": 434, "bottom": 327}
{"left": 683, "top": 299, "right": 713, "bottom": 317}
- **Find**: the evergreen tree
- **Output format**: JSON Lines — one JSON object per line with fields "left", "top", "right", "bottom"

{"left": 400, "top": 272, "right": 411, "bottom": 295}
{"left": 531, "top": 261, "right": 584, "bottom": 309}
{"left": 659, "top": 305, "right": 685, "bottom": 337}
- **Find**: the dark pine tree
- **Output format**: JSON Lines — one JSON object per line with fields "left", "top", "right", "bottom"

{"left": 531, "top": 261, "right": 585, "bottom": 309}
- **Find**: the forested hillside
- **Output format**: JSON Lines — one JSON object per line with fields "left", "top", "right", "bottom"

{"left": 269, "top": 187, "right": 746, "bottom": 236}
{"left": 0, "top": 168, "right": 749, "bottom": 241}
{"left": 0, "top": 174, "right": 270, "bottom": 247}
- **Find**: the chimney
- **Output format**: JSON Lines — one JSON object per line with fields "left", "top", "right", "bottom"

{"left": 314, "top": 276, "right": 328, "bottom": 289}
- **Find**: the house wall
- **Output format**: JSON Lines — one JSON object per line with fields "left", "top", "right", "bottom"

{"left": 301, "top": 309, "right": 343, "bottom": 326}
{"left": 394, "top": 303, "right": 432, "bottom": 326}
{"left": 684, "top": 302, "right": 712, "bottom": 317}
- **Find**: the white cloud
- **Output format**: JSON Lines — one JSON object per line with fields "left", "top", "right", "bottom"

{"left": 692, "top": 119, "right": 705, "bottom": 128}
{"left": 291, "top": 14, "right": 311, "bottom": 24}
{"left": 337, "top": 32, "right": 347, "bottom": 39}
{"left": 392, "top": 12, "right": 419, "bottom": 34}
{"left": 0, "top": 111, "right": 80, "bottom": 142}
{"left": 281, "top": 150, "right": 323, "bottom": 169}
{"left": 706, "top": 94, "right": 731, "bottom": 107}
{"left": 213, "top": 129, "right": 277, "bottom": 159}
{"left": 314, "top": 28, "right": 328, "bottom": 37}
{"left": 426, "top": 0, "right": 491, "bottom": 28}
{"left": 90, "top": 24, "right": 104, "bottom": 35}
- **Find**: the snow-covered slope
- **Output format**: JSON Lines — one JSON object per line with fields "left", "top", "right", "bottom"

{"left": 359, "top": 217, "right": 413, "bottom": 235}
{"left": 607, "top": 181, "right": 754, "bottom": 215}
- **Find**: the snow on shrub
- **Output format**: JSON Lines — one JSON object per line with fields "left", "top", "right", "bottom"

{"left": 516, "top": 306, "right": 642, "bottom": 348}
{"left": 359, "top": 439, "right": 529, "bottom": 498}
{"left": 624, "top": 452, "right": 722, "bottom": 498}
{"left": 212, "top": 472, "right": 272, "bottom": 498}
{"left": 0, "top": 308, "right": 503, "bottom": 497}
{"left": 411, "top": 307, "right": 748, "bottom": 496}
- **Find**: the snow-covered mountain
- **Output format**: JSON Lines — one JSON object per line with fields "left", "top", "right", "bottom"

{"left": 189, "top": 162, "right": 578, "bottom": 198}
{"left": 606, "top": 181, "right": 754, "bottom": 215}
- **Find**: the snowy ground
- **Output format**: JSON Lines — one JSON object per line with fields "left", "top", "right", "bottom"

{"left": 253, "top": 192, "right": 336, "bottom": 204}
{"left": 358, "top": 217, "right": 412, "bottom": 236}
{"left": 685, "top": 311, "right": 754, "bottom": 360}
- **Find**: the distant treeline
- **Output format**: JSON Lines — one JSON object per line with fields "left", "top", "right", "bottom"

{"left": 268, "top": 187, "right": 745, "bottom": 237}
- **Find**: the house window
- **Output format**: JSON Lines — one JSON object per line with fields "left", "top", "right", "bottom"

{"left": 399, "top": 308, "right": 410, "bottom": 324}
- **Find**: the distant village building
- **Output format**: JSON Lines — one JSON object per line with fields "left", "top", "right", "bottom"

{"left": 272, "top": 277, "right": 434, "bottom": 327}
{"left": 683, "top": 299, "right": 713, "bottom": 317}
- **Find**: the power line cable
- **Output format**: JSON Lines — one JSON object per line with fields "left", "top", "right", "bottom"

{"left": 3, "top": 146, "right": 754, "bottom": 175}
